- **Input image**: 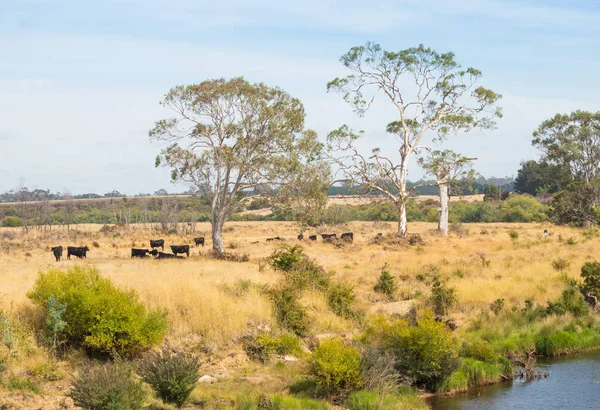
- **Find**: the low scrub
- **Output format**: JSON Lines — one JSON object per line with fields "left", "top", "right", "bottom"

{"left": 27, "top": 265, "right": 167, "bottom": 357}
{"left": 327, "top": 283, "right": 362, "bottom": 322}
{"left": 373, "top": 264, "right": 397, "bottom": 300}
{"left": 270, "top": 246, "right": 331, "bottom": 291}
{"left": 309, "top": 339, "right": 363, "bottom": 397}
{"left": 269, "top": 286, "right": 311, "bottom": 337}
{"left": 242, "top": 332, "right": 302, "bottom": 363}
{"left": 69, "top": 362, "right": 146, "bottom": 410}
{"left": 363, "top": 311, "right": 459, "bottom": 390}
{"left": 138, "top": 345, "right": 200, "bottom": 408}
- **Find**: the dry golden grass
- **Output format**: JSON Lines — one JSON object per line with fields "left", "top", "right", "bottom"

{"left": 0, "top": 220, "right": 595, "bottom": 349}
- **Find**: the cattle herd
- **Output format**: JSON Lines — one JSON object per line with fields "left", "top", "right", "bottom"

{"left": 50, "top": 236, "right": 205, "bottom": 262}
{"left": 50, "top": 232, "right": 355, "bottom": 262}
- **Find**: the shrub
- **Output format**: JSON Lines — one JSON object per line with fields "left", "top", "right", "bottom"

{"left": 0, "top": 216, "right": 23, "bottom": 227}
{"left": 69, "top": 363, "right": 145, "bottom": 410}
{"left": 359, "top": 348, "right": 399, "bottom": 392}
{"left": 429, "top": 281, "right": 457, "bottom": 316}
{"left": 309, "top": 339, "right": 363, "bottom": 396}
{"left": 483, "top": 184, "right": 500, "bottom": 201}
{"left": 328, "top": 283, "right": 361, "bottom": 321}
{"left": 508, "top": 230, "right": 519, "bottom": 240}
{"left": 551, "top": 257, "right": 571, "bottom": 272}
{"left": 242, "top": 332, "right": 302, "bottom": 363}
{"left": 269, "top": 286, "right": 311, "bottom": 337}
{"left": 138, "top": 345, "right": 200, "bottom": 408}
{"left": 546, "top": 280, "right": 588, "bottom": 317}
{"left": 581, "top": 261, "right": 600, "bottom": 299}
{"left": 27, "top": 265, "right": 167, "bottom": 357}
{"left": 270, "top": 246, "right": 331, "bottom": 291}
{"left": 460, "top": 339, "right": 499, "bottom": 363}
{"left": 363, "top": 312, "right": 459, "bottom": 390}
{"left": 373, "top": 265, "right": 396, "bottom": 299}
{"left": 491, "top": 298, "right": 505, "bottom": 316}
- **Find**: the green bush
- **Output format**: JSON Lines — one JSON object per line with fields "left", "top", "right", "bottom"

{"left": 546, "top": 280, "right": 588, "bottom": 317}
{"left": 581, "top": 261, "right": 600, "bottom": 299}
{"left": 429, "top": 281, "right": 457, "bottom": 316}
{"left": 499, "top": 195, "right": 548, "bottom": 222}
{"left": 242, "top": 332, "right": 301, "bottom": 363}
{"left": 328, "top": 283, "right": 361, "bottom": 321}
{"left": 270, "top": 246, "right": 331, "bottom": 291}
{"left": 27, "top": 265, "right": 167, "bottom": 357}
{"left": 69, "top": 363, "right": 145, "bottom": 410}
{"left": 460, "top": 339, "right": 499, "bottom": 363}
{"left": 363, "top": 312, "right": 459, "bottom": 390}
{"left": 1, "top": 216, "right": 23, "bottom": 227}
{"left": 269, "top": 286, "right": 311, "bottom": 337}
{"left": 138, "top": 346, "right": 200, "bottom": 408}
{"left": 373, "top": 265, "right": 396, "bottom": 299}
{"left": 309, "top": 339, "right": 363, "bottom": 396}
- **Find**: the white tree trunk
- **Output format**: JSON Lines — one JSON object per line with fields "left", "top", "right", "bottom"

{"left": 398, "top": 202, "right": 408, "bottom": 237}
{"left": 211, "top": 213, "right": 226, "bottom": 253}
{"left": 397, "top": 155, "right": 409, "bottom": 238}
{"left": 438, "top": 182, "right": 449, "bottom": 236}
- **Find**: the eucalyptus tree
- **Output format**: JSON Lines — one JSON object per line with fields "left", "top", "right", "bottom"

{"left": 418, "top": 150, "right": 476, "bottom": 236}
{"left": 327, "top": 42, "right": 502, "bottom": 237}
{"left": 150, "top": 77, "right": 328, "bottom": 253}
{"left": 534, "top": 111, "right": 600, "bottom": 226}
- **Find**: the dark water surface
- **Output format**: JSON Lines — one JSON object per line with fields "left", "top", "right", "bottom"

{"left": 428, "top": 352, "right": 600, "bottom": 410}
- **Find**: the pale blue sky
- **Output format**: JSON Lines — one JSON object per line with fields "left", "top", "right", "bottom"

{"left": 1, "top": 0, "right": 599, "bottom": 194}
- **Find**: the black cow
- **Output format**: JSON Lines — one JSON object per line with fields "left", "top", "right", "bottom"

{"left": 156, "top": 251, "right": 184, "bottom": 260}
{"left": 51, "top": 246, "right": 63, "bottom": 262}
{"left": 266, "top": 237, "right": 283, "bottom": 242}
{"left": 67, "top": 246, "right": 89, "bottom": 259}
{"left": 131, "top": 248, "right": 150, "bottom": 258}
{"left": 194, "top": 237, "right": 205, "bottom": 247}
{"left": 321, "top": 233, "right": 336, "bottom": 242}
{"left": 309, "top": 235, "right": 317, "bottom": 241}
{"left": 170, "top": 245, "right": 190, "bottom": 257}
{"left": 150, "top": 239, "right": 165, "bottom": 250}
{"left": 341, "top": 232, "right": 354, "bottom": 243}
{"left": 297, "top": 234, "right": 304, "bottom": 240}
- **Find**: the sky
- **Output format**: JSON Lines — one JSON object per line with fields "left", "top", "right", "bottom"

{"left": 1, "top": 0, "right": 600, "bottom": 195}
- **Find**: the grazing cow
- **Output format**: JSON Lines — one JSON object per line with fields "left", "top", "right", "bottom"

{"left": 341, "top": 232, "right": 354, "bottom": 243}
{"left": 194, "top": 237, "right": 205, "bottom": 247}
{"left": 149, "top": 249, "right": 159, "bottom": 257}
{"left": 156, "top": 252, "right": 184, "bottom": 260}
{"left": 542, "top": 229, "right": 548, "bottom": 239}
{"left": 67, "top": 246, "right": 89, "bottom": 259}
{"left": 51, "top": 246, "right": 63, "bottom": 262}
{"left": 266, "top": 237, "right": 283, "bottom": 242}
{"left": 297, "top": 234, "right": 304, "bottom": 240}
{"left": 321, "top": 233, "right": 337, "bottom": 242}
{"left": 150, "top": 239, "right": 165, "bottom": 250}
{"left": 309, "top": 235, "right": 317, "bottom": 241}
{"left": 131, "top": 248, "right": 150, "bottom": 258}
{"left": 170, "top": 245, "right": 190, "bottom": 257}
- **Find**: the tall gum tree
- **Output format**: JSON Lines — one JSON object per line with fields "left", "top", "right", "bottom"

{"left": 150, "top": 77, "right": 328, "bottom": 253}
{"left": 417, "top": 149, "right": 476, "bottom": 236}
{"left": 327, "top": 42, "right": 502, "bottom": 237}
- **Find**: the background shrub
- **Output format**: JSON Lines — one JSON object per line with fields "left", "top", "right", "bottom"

{"left": 269, "top": 286, "right": 311, "bottom": 337}
{"left": 309, "top": 339, "right": 363, "bottom": 396}
{"left": 328, "top": 283, "right": 361, "bottom": 321}
{"left": 363, "top": 312, "right": 459, "bottom": 391}
{"left": 429, "top": 281, "right": 458, "bottom": 316}
{"left": 373, "top": 265, "right": 397, "bottom": 299}
{"left": 69, "top": 363, "right": 145, "bottom": 410}
{"left": 27, "top": 265, "right": 167, "bottom": 357}
{"left": 546, "top": 280, "right": 588, "bottom": 317}
{"left": 580, "top": 261, "right": 600, "bottom": 299}
{"left": 138, "top": 345, "right": 200, "bottom": 408}
{"left": 270, "top": 246, "right": 331, "bottom": 291}
{"left": 0, "top": 216, "right": 23, "bottom": 227}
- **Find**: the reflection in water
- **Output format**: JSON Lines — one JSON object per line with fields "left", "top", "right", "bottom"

{"left": 428, "top": 352, "right": 600, "bottom": 410}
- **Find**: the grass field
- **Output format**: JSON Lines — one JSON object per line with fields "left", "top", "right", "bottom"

{"left": 0, "top": 220, "right": 596, "bottom": 408}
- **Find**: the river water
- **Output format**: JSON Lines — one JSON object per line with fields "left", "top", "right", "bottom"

{"left": 428, "top": 352, "right": 600, "bottom": 409}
